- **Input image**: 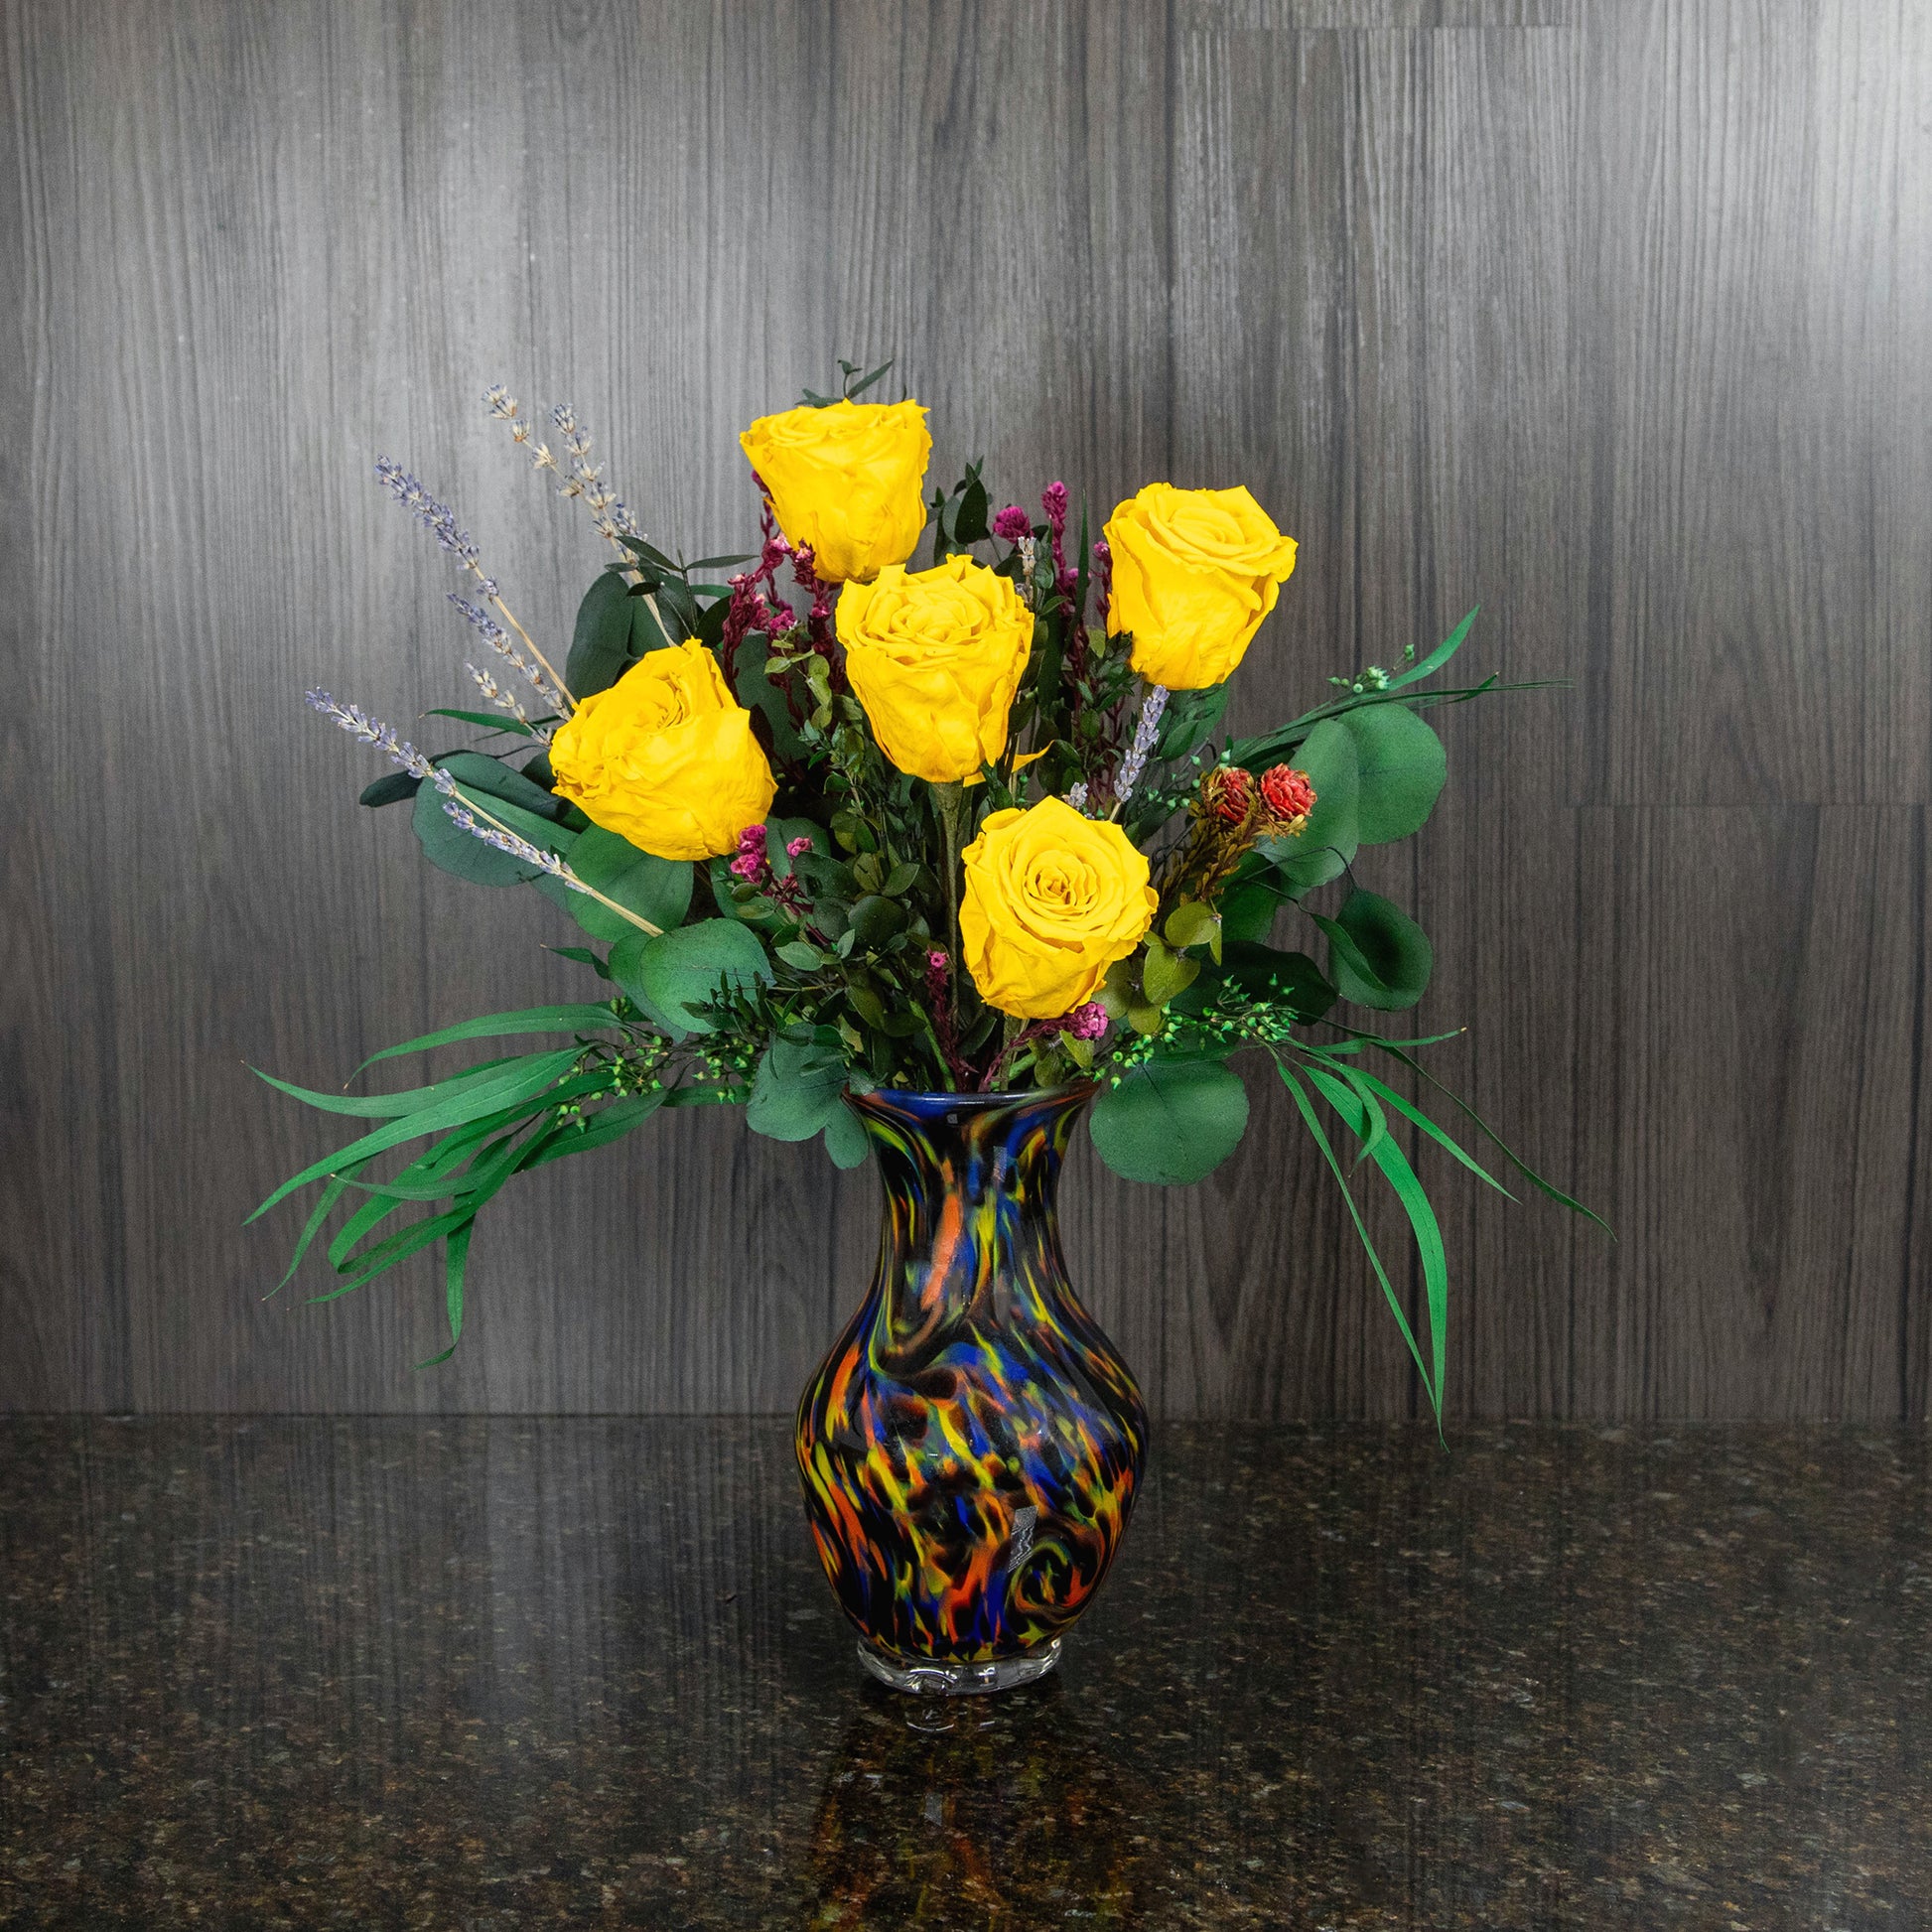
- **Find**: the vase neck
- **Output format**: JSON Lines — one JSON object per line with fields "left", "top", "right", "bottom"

{"left": 849, "top": 1088, "right": 1091, "bottom": 1345}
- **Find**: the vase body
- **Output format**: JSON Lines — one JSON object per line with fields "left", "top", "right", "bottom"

{"left": 795, "top": 1086, "right": 1149, "bottom": 1694}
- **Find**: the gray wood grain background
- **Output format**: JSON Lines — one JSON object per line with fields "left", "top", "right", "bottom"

{"left": 3, "top": 0, "right": 1926, "bottom": 1418}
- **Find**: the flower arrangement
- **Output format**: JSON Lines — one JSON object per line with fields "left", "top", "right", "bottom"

{"left": 258, "top": 362, "right": 1594, "bottom": 1403}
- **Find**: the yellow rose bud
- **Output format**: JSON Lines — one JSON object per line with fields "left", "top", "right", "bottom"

{"left": 1103, "top": 483, "right": 1298, "bottom": 689}
{"left": 739, "top": 398, "right": 932, "bottom": 584}
{"left": 837, "top": 554, "right": 1035, "bottom": 783}
{"left": 959, "top": 797, "right": 1158, "bottom": 1020}
{"left": 549, "top": 641, "right": 776, "bottom": 862}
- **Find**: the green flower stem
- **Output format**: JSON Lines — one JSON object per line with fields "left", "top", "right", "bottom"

{"left": 932, "top": 779, "right": 967, "bottom": 1016}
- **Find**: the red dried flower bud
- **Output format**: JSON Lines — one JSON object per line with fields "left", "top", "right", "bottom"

{"left": 1201, "top": 765, "right": 1255, "bottom": 826}
{"left": 1260, "top": 764, "right": 1316, "bottom": 822}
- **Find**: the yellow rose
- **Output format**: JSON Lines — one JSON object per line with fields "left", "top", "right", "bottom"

{"left": 549, "top": 641, "right": 776, "bottom": 861}
{"left": 837, "top": 554, "right": 1035, "bottom": 783}
{"left": 1104, "top": 483, "right": 1298, "bottom": 688}
{"left": 959, "top": 797, "right": 1158, "bottom": 1020}
{"left": 739, "top": 399, "right": 932, "bottom": 584}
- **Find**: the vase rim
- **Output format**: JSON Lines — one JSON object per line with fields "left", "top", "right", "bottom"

{"left": 848, "top": 1081, "right": 1097, "bottom": 1109}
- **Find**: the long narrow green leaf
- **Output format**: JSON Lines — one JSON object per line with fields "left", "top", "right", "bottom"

{"left": 352, "top": 1005, "right": 628, "bottom": 1074}
{"left": 326, "top": 1122, "right": 528, "bottom": 1264}
{"left": 1305, "top": 1054, "right": 1514, "bottom": 1198}
{"left": 1386, "top": 607, "right": 1478, "bottom": 692}
{"left": 1339, "top": 1065, "right": 1390, "bottom": 1171}
{"left": 247, "top": 1049, "right": 585, "bottom": 1223}
{"left": 307, "top": 1208, "right": 470, "bottom": 1302}
{"left": 1339, "top": 1031, "right": 1612, "bottom": 1233}
{"left": 330, "top": 1116, "right": 543, "bottom": 1204}
{"left": 268, "top": 1170, "right": 359, "bottom": 1295}
{"left": 1227, "top": 680, "right": 1553, "bottom": 771}
{"left": 323, "top": 1110, "right": 533, "bottom": 1266}
{"left": 1275, "top": 1058, "right": 1437, "bottom": 1408}
{"left": 415, "top": 1219, "right": 475, "bottom": 1369}
{"left": 522, "top": 1090, "right": 670, "bottom": 1168}
{"left": 252, "top": 1054, "right": 528, "bottom": 1120}
{"left": 1306, "top": 1066, "right": 1449, "bottom": 1421}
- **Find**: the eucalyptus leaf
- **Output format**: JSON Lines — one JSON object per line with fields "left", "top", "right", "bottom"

{"left": 1141, "top": 936, "right": 1199, "bottom": 1008}
{"left": 413, "top": 771, "right": 573, "bottom": 887}
{"left": 625, "top": 918, "right": 773, "bottom": 1034}
{"left": 1088, "top": 1056, "right": 1249, "bottom": 1185}
{"left": 567, "top": 825, "right": 694, "bottom": 941}
{"left": 1337, "top": 703, "right": 1447, "bottom": 843}
{"left": 360, "top": 771, "right": 421, "bottom": 809}
{"left": 1317, "top": 890, "right": 1434, "bottom": 1011}
{"left": 822, "top": 1102, "right": 871, "bottom": 1169}
{"left": 567, "top": 571, "right": 636, "bottom": 699}
{"left": 1212, "top": 940, "right": 1337, "bottom": 1023}
{"left": 735, "top": 637, "right": 807, "bottom": 764}
{"left": 1218, "top": 875, "right": 1280, "bottom": 945}
{"left": 747, "top": 1030, "right": 848, "bottom": 1142}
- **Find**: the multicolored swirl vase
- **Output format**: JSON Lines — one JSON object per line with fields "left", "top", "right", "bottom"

{"left": 795, "top": 1085, "right": 1149, "bottom": 1695}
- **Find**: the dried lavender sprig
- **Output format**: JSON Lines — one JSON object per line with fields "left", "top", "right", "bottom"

{"left": 374, "top": 450, "right": 577, "bottom": 713}
{"left": 306, "top": 689, "right": 436, "bottom": 780}
{"left": 550, "top": 401, "right": 643, "bottom": 546}
{"left": 373, "top": 459, "right": 485, "bottom": 576}
{"left": 487, "top": 386, "right": 641, "bottom": 551}
{"left": 436, "top": 791, "right": 663, "bottom": 936}
{"left": 443, "top": 801, "right": 571, "bottom": 878}
{"left": 1113, "top": 686, "right": 1170, "bottom": 808}
{"left": 462, "top": 661, "right": 551, "bottom": 742}
{"left": 449, "top": 594, "right": 563, "bottom": 715}
{"left": 1065, "top": 781, "right": 1090, "bottom": 813}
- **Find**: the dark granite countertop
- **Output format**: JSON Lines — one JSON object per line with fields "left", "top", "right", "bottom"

{"left": 1, "top": 1420, "right": 1927, "bottom": 1928}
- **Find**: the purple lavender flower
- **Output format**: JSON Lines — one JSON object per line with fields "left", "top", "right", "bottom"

{"left": 373, "top": 459, "right": 483, "bottom": 572}
{"left": 1113, "top": 686, "right": 1170, "bottom": 806}
{"left": 442, "top": 800, "right": 571, "bottom": 881}
{"left": 993, "top": 504, "right": 1033, "bottom": 545}
{"left": 305, "top": 689, "right": 435, "bottom": 779}
{"left": 448, "top": 594, "right": 509, "bottom": 650}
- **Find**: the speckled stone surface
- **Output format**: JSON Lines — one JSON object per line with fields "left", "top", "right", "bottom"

{"left": 2, "top": 1420, "right": 1928, "bottom": 1928}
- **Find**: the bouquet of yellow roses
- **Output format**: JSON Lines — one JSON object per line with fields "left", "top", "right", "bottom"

{"left": 259, "top": 362, "right": 1592, "bottom": 1398}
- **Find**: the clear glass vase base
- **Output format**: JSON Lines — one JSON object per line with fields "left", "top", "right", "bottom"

{"left": 857, "top": 1635, "right": 1063, "bottom": 1697}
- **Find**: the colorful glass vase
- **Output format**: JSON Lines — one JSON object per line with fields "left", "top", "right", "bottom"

{"left": 795, "top": 1086, "right": 1149, "bottom": 1694}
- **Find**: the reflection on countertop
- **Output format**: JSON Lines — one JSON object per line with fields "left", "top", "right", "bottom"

{"left": 2, "top": 1418, "right": 1927, "bottom": 1927}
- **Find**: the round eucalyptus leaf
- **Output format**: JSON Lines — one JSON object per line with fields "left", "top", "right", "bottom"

{"left": 1088, "top": 1056, "right": 1250, "bottom": 1185}
{"left": 1337, "top": 703, "right": 1447, "bottom": 844}
{"left": 624, "top": 918, "right": 772, "bottom": 1035}
{"left": 1329, "top": 889, "right": 1434, "bottom": 1011}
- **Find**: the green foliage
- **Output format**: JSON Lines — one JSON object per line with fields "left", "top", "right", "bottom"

{"left": 360, "top": 771, "right": 421, "bottom": 809}
{"left": 567, "top": 571, "right": 636, "bottom": 699}
{"left": 412, "top": 753, "right": 576, "bottom": 889}
{"left": 747, "top": 1028, "right": 849, "bottom": 1141}
{"left": 1338, "top": 703, "right": 1447, "bottom": 844}
{"left": 1154, "top": 684, "right": 1229, "bottom": 762}
{"left": 821, "top": 1102, "right": 872, "bottom": 1169}
{"left": 1210, "top": 941, "right": 1337, "bottom": 1022}
{"left": 1089, "top": 1056, "right": 1250, "bottom": 1185}
{"left": 284, "top": 419, "right": 1598, "bottom": 1383}
{"left": 621, "top": 918, "right": 774, "bottom": 1035}
{"left": 1310, "top": 890, "right": 1434, "bottom": 1011}
{"left": 567, "top": 826, "right": 693, "bottom": 941}
{"left": 803, "top": 357, "right": 896, "bottom": 407}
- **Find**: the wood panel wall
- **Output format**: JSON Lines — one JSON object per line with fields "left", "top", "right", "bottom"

{"left": 3, "top": 0, "right": 1926, "bottom": 1417}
